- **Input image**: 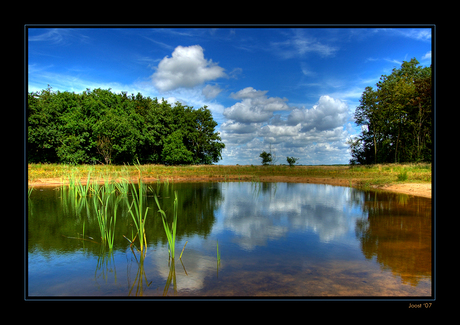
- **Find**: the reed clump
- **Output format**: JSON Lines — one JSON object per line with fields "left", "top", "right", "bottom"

{"left": 155, "top": 190, "right": 178, "bottom": 260}
{"left": 93, "top": 194, "right": 118, "bottom": 250}
{"left": 127, "top": 166, "right": 149, "bottom": 257}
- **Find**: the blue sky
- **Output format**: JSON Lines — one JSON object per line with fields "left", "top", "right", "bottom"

{"left": 27, "top": 26, "right": 432, "bottom": 165}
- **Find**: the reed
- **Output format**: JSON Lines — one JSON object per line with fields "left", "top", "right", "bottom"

{"left": 76, "top": 171, "right": 92, "bottom": 197}
{"left": 179, "top": 241, "right": 188, "bottom": 260}
{"left": 216, "top": 240, "right": 221, "bottom": 264}
{"left": 127, "top": 166, "right": 148, "bottom": 256}
{"left": 155, "top": 190, "right": 178, "bottom": 260}
{"left": 115, "top": 178, "right": 130, "bottom": 197}
{"left": 93, "top": 194, "right": 118, "bottom": 250}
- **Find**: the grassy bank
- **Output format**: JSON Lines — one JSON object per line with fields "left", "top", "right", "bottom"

{"left": 28, "top": 162, "right": 431, "bottom": 188}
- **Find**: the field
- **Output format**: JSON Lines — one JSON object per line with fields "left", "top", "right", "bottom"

{"left": 27, "top": 163, "right": 432, "bottom": 198}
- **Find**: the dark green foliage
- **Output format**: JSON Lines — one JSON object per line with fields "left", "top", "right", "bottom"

{"left": 259, "top": 151, "right": 272, "bottom": 165}
{"left": 27, "top": 87, "right": 225, "bottom": 165}
{"left": 286, "top": 156, "right": 299, "bottom": 167}
{"left": 350, "top": 59, "right": 432, "bottom": 164}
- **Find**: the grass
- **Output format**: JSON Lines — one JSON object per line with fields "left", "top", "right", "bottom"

{"left": 28, "top": 162, "right": 431, "bottom": 187}
{"left": 28, "top": 187, "right": 34, "bottom": 198}
{"left": 155, "top": 190, "right": 178, "bottom": 260}
{"left": 216, "top": 240, "right": 221, "bottom": 264}
{"left": 397, "top": 170, "right": 408, "bottom": 181}
{"left": 93, "top": 194, "right": 118, "bottom": 250}
{"left": 127, "top": 166, "right": 149, "bottom": 257}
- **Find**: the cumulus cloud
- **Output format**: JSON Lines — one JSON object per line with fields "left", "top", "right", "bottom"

{"left": 287, "top": 95, "right": 348, "bottom": 131}
{"left": 220, "top": 121, "right": 261, "bottom": 134}
{"left": 230, "top": 87, "right": 268, "bottom": 99}
{"left": 151, "top": 45, "right": 226, "bottom": 92}
{"left": 202, "top": 84, "right": 223, "bottom": 99}
{"left": 223, "top": 87, "right": 289, "bottom": 123}
{"left": 219, "top": 93, "right": 352, "bottom": 165}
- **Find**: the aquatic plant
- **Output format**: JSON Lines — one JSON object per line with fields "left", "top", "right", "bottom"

{"left": 155, "top": 191, "right": 178, "bottom": 260}
{"left": 76, "top": 171, "right": 92, "bottom": 197}
{"left": 128, "top": 180, "right": 149, "bottom": 257}
{"left": 217, "top": 240, "right": 221, "bottom": 264}
{"left": 93, "top": 194, "right": 118, "bottom": 250}
{"left": 179, "top": 241, "right": 188, "bottom": 260}
{"left": 28, "top": 187, "right": 34, "bottom": 198}
{"left": 115, "top": 178, "right": 130, "bottom": 197}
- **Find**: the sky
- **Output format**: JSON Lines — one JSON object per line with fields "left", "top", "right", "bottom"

{"left": 27, "top": 26, "right": 432, "bottom": 165}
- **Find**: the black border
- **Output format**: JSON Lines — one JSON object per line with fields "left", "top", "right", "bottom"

{"left": 24, "top": 23, "right": 436, "bottom": 307}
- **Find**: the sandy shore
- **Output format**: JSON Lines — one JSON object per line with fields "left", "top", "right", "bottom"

{"left": 28, "top": 175, "right": 431, "bottom": 199}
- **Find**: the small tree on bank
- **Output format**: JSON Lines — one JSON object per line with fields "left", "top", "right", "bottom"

{"left": 286, "top": 156, "right": 299, "bottom": 167}
{"left": 259, "top": 151, "right": 272, "bottom": 166}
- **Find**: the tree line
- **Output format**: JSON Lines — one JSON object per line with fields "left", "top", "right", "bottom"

{"left": 348, "top": 58, "right": 432, "bottom": 164}
{"left": 27, "top": 87, "right": 225, "bottom": 165}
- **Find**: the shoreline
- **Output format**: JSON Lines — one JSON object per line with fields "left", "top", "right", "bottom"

{"left": 27, "top": 175, "right": 431, "bottom": 199}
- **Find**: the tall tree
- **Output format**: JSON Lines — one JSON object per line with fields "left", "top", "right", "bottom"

{"left": 27, "top": 88, "right": 225, "bottom": 165}
{"left": 350, "top": 58, "right": 432, "bottom": 164}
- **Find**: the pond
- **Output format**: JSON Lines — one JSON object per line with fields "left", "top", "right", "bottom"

{"left": 27, "top": 181, "right": 432, "bottom": 298}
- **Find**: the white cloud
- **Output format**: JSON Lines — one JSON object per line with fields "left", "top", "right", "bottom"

{"left": 223, "top": 100, "right": 273, "bottom": 123}
{"left": 151, "top": 45, "right": 227, "bottom": 92}
{"left": 397, "top": 29, "right": 431, "bottom": 42}
{"left": 271, "top": 30, "right": 338, "bottom": 59}
{"left": 287, "top": 95, "right": 348, "bottom": 131}
{"left": 218, "top": 94, "right": 353, "bottom": 165}
{"left": 28, "top": 28, "right": 90, "bottom": 45}
{"left": 230, "top": 87, "right": 268, "bottom": 99}
{"left": 260, "top": 123, "right": 302, "bottom": 137}
{"left": 422, "top": 50, "right": 431, "bottom": 61}
{"left": 223, "top": 87, "right": 289, "bottom": 123}
{"left": 220, "top": 121, "right": 261, "bottom": 134}
{"left": 202, "top": 84, "right": 223, "bottom": 99}
{"left": 300, "top": 62, "right": 316, "bottom": 76}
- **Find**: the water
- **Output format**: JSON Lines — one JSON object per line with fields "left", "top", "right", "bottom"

{"left": 27, "top": 182, "right": 432, "bottom": 297}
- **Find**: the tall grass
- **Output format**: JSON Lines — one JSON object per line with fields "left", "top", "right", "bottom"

{"left": 216, "top": 240, "right": 221, "bottom": 264}
{"left": 75, "top": 170, "right": 92, "bottom": 197}
{"left": 155, "top": 191, "right": 178, "bottom": 260}
{"left": 127, "top": 165, "right": 148, "bottom": 256}
{"left": 93, "top": 194, "right": 118, "bottom": 250}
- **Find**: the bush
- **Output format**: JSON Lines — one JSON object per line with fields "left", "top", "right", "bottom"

{"left": 286, "top": 156, "right": 299, "bottom": 167}
{"left": 259, "top": 151, "right": 272, "bottom": 166}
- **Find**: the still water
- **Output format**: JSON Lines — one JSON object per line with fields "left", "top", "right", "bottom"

{"left": 27, "top": 182, "right": 432, "bottom": 297}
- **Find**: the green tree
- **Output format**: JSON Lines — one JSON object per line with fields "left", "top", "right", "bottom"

{"left": 350, "top": 58, "right": 432, "bottom": 164}
{"left": 27, "top": 88, "right": 225, "bottom": 165}
{"left": 286, "top": 156, "right": 299, "bottom": 167}
{"left": 161, "top": 130, "right": 194, "bottom": 165}
{"left": 259, "top": 151, "right": 272, "bottom": 166}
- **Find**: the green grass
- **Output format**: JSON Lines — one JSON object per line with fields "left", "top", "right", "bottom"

{"left": 216, "top": 240, "right": 221, "bottom": 264}
{"left": 93, "top": 193, "right": 118, "bottom": 250}
{"left": 155, "top": 190, "right": 178, "bottom": 260}
{"left": 28, "top": 187, "right": 34, "bottom": 198}
{"left": 127, "top": 171, "right": 149, "bottom": 257}
{"left": 29, "top": 162, "right": 431, "bottom": 196}
{"left": 397, "top": 170, "right": 408, "bottom": 181}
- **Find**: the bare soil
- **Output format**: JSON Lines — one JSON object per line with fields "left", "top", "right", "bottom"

{"left": 375, "top": 182, "right": 431, "bottom": 198}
